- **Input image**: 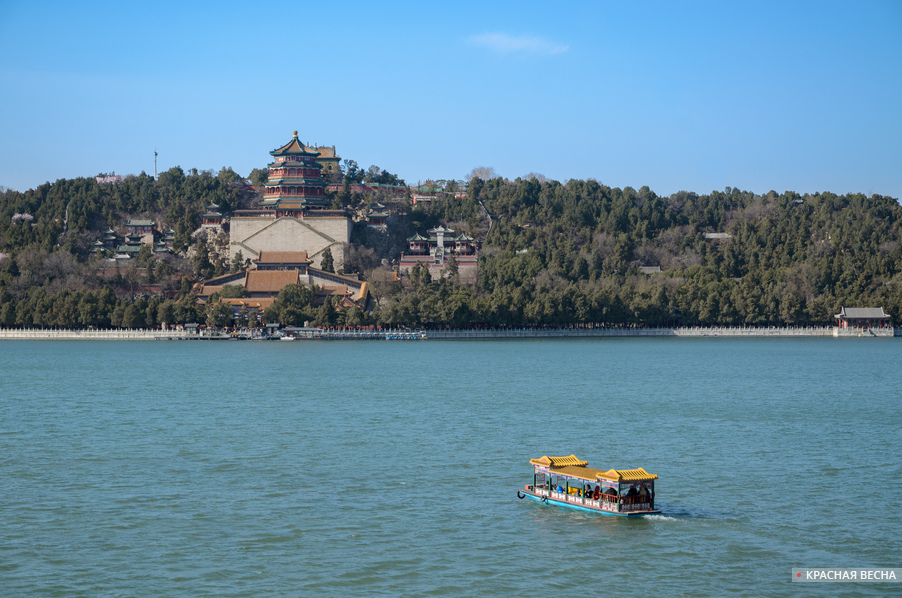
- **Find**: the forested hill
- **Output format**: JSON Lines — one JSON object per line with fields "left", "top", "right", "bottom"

{"left": 381, "top": 179, "right": 902, "bottom": 326}
{"left": 0, "top": 167, "right": 249, "bottom": 255}
{"left": 1, "top": 169, "right": 901, "bottom": 329}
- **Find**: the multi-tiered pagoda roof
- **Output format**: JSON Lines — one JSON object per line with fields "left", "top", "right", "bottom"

{"left": 260, "top": 131, "right": 329, "bottom": 213}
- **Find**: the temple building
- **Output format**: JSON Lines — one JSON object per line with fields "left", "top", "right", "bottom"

{"left": 229, "top": 131, "right": 350, "bottom": 270}
{"left": 253, "top": 251, "right": 311, "bottom": 273}
{"left": 194, "top": 251, "right": 369, "bottom": 317}
{"left": 261, "top": 131, "right": 329, "bottom": 214}
{"left": 201, "top": 204, "right": 225, "bottom": 229}
{"left": 398, "top": 226, "right": 480, "bottom": 283}
{"left": 91, "top": 228, "right": 119, "bottom": 254}
{"left": 834, "top": 307, "right": 893, "bottom": 336}
{"left": 161, "top": 229, "right": 175, "bottom": 248}
{"left": 95, "top": 222, "right": 175, "bottom": 259}
{"left": 366, "top": 203, "right": 389, "bottom": 231}
{"left": 112, "top": 222, "right": 151, "bottom": 259}
{"left": 102, "top": 228, "right": 118, "bottom": 248}
{"left": 125, "top": 219, "right": 155, "bottom": 236}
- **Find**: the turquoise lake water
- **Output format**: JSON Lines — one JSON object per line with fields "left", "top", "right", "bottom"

{"left": 1, "top": 338, "right": 900, "bottom": 596}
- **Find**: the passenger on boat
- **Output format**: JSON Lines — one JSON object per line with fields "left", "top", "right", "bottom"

{"left": 639, "top": 486, "right": 649, "bottom": 501}
{"left": 593, "top": 486, "right": 601, "bottom": 500}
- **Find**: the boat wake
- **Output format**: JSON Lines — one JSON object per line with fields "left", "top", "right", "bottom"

{"left": 643, "top": 514, "right": 678, "bottom": 521}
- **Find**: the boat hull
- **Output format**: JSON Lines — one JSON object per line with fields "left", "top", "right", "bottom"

{"left": 519, "top": 487, "right": 660, "bottom": 518}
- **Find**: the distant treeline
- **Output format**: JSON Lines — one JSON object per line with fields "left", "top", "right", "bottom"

{"left": 0, "top": 167, "right": 250, "bottom": 256}
{"left": 1, "top": 170, "right": 901, "bottom": 329}
{"left": 0, "top": 287, "right": 200, "bottom": 330}
{"left": 378, "top": 179, "right": 902, "bottom": 327}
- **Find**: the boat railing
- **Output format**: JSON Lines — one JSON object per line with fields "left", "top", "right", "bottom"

{"left": 533, "top": 486, "right": 654, "bottom": 512}
{"left": 620, "top": 495, "right": 653, "bottom": 505}
{"left": 620, "top": 501, "right": 654, "bottom": 512}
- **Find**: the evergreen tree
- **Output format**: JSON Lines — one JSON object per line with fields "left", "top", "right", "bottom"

{"left": 320, "top": 247, "right": 334, "bottom": 273}
{"left": 230, "top": 251, "right": 245, "bottom": 273}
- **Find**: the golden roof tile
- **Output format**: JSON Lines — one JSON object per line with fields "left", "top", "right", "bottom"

{"left": 600, "top": 468, "right": 658, "bottom": 481}
{"left": 529, "top": 454, "right": 588, "bottom": 468}
{"left": 530, "top": 455, "right": 657, "bottom": 482}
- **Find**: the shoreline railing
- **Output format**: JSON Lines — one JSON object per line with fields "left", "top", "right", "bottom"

{"left": 0, "top": 324, "right": 897, "bottom": 340}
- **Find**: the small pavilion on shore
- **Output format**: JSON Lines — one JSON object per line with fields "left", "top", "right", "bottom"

{"left": 834, "top": 307, "right": 892, "bottom": 330}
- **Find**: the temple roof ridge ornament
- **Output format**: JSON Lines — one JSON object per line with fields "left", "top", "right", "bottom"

{"left": 271, "top": 130, "right": 320, "bottom": 158}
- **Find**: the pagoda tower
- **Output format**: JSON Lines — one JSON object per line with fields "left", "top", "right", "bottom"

{"left": 261, "top": 131, "right": 329, "bottom": 215}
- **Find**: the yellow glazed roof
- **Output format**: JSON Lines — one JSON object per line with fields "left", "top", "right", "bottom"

{"left": 530, "top": 455, "right": 657, "bottom": 482}
{"left": 596, "top": 468, "right": 658, "bottom": 481}
{"left": 529, "top": 455, "right": 588, "bottom": 468}
{"left": 549, "top": 465, "right": 606, "bottom": 481}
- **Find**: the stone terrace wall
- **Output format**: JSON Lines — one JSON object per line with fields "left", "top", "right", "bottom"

{"left": 229, "top": 215, "right": 350, "bottom": 270}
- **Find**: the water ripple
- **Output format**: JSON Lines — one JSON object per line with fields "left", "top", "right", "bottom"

{"left": 1, "top": 338, "right": 899, "bottom": 596}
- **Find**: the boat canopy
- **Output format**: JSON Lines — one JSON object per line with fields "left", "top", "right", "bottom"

{"left": 529, "top": 455, "right": 658, "bottom": 483}
{"left": 530, "top": 455, "right": 588, "bottom": 468}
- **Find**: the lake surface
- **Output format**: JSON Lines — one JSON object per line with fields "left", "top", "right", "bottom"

{"left": 1, "top": 338, "right": 900, "bottom": 596}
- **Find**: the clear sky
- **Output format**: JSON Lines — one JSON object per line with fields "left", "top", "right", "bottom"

{"left": 1, "top": 1, "right": 900, "bottom": 198}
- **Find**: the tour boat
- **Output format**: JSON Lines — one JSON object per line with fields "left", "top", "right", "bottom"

{"left": 518, "top": 454, "right": 660, "bottom": 517}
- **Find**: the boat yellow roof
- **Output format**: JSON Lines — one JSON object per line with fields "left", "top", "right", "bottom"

{"left": 530, "top": 455, "right": 657, "bottom": 482}
{"left": 597, "top": 467, "right": 658, "bottom": 481}
{"left": 547, "top": 465, "right": 606, "bottom": 481}
{"left": 529, "top": 455, "right": 588, "bottom": 468}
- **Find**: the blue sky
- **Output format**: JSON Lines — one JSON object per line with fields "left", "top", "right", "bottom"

{"left": 1, "top": 1, "right": 900, "bottom": 198}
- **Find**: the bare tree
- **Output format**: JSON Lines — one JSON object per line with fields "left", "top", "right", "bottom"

{"left": 467, "top": 166, "right": 497, "bottom": 181}
{"left": 366, "top": 266, "right": 401, "bottom": 307}
{"left": 344, "top": 244, "right": 379, "bottom": 276}
{"left": 523, "top": 172, "right": 547, "bottom": 183}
